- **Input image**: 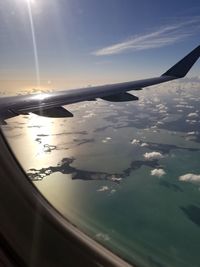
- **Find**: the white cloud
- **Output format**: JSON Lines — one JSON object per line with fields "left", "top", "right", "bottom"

{"left": 97, "top": 186, "right": 109, "bottom": 192}
{"left": 187, "top": 112, "right": 198, "bottom": 118}
{"left": 102, "top": 137, "right": 112, "bottom": 143}
{"left": 110, "top": 176, "right": 122, "bottom": 182}
{"left": 187, "top": 131, "right": 197, "bottom": 135}
{"left": 131, "top": 139, "right": 149, "bottom": 147}
{"left": 144, "top": 151, "right": 163, "bottom": 160}
{"left": 141, "top": 142, "right": 148, "bottom": 147}
{"left": 92, "top": 19, "right": 200, "bottom": 56}
{"left": 156, "top": 104, "right": 168, "bottom": 113}
{"left": 131, "top": 139, "right": 140, "bottom": 145}
{"left": 151, "top": 168, "right": 166, "bottom": 177}
{"left": 179, "top": 173, "right": 200, "bottom": 183}
{"left": 95, "top": 233, "right": 110, "bottom": 241}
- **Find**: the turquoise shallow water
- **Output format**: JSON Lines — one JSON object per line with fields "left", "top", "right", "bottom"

{"left": 33, "top": 149, "right": 200, "bottom": 267}
{"left": 3, "top": 84, "right": 200, "bottom": 267}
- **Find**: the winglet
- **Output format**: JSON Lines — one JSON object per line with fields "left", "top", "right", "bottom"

{"left": 162, "top": 45, "right": 200, "bottom": 78}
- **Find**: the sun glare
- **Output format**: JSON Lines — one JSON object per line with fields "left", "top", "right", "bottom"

{"left": 26, "top": 0, "right": 35, "bottom": 4}
{"left": 27, "top": 114, "right": 55, "bottom": 162}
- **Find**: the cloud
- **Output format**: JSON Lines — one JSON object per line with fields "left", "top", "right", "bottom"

{"left": 179, "top": 173, "right": 200, "bottom": 183}
{"left": 187, "top": 131, "right": 198, "bottom": 135}
{"left": 144, "top": 151, "right": 163, "bottom": 160}
{"left": 95, "top": 233, "right": 110, "bottom": 241}
{"left": 110, "top": 176, "right": 122, "bottom": 182}
{"left": 102, "top": 136, "right": 112, "bottom": 143}
{"left": 156, "top": 104, "right": 168, "bottom": 112}
{"left": 131, "top": 139, "right": 140, "bottom": 145}
{"left": 92, "top": 18, "right": 200, "bottom": 56}
{"left": 187, "top": 112, "right": 198, "bottom": 118}
{"left": 97, "top": 186, "right": 109, "bottom": 192}
{"left": 151, "top": 168, "right": 166, "bottom": 177}
{"left": 131, "top": 139, "right": 149, "bottom": 147}
{"left": 186, "top": 119, "right": 197, "bottom": 124}
{"left": 141, "top": 142, "right": 148, "bottom": 147}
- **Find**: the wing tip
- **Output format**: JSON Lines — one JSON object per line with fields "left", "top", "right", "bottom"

{"left": 162, "top": 45, "right": 200, "bottom": 78}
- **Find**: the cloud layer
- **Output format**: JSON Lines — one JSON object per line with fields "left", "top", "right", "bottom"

{"left": 93, "top": 18, "right": 200, "bottom": 56}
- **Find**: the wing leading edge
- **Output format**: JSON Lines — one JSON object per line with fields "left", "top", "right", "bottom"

{"left": 0, "top": 45, "right": 200, "bottom": 124}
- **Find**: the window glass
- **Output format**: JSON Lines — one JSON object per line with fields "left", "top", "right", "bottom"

{"left": 1, "top": 1, "right": 200, "bottom": 267}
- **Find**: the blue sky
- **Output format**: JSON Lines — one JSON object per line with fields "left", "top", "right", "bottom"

{"left": 0, "top": 0, "right": 200, "bottom": 91}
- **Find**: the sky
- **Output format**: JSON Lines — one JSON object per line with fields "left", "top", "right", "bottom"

{"left": 0, "top": 0, "right": 200, "bottom": 92}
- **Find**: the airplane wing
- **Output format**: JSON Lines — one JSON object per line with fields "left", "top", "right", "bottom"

{"left": 0, "top": 45, "right": 200, "bottom": 124}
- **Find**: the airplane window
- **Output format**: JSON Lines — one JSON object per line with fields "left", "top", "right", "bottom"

{"left": 1, "top": 1, "right": 200, "bottom": 267}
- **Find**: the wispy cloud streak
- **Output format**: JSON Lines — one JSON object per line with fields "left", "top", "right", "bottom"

{"left": 93, "top": 18, "right": 200, "bottom": 56}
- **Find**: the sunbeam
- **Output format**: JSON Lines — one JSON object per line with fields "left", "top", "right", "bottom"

{"left": 26, "top": 0, "right": 40, "bottom": 88}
